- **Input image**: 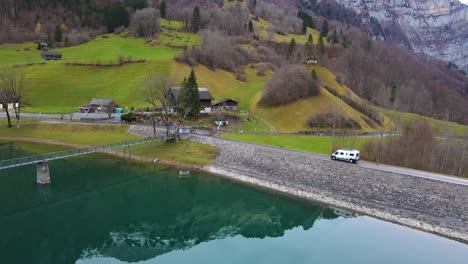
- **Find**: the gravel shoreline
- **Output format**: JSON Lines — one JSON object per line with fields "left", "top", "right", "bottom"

{"left": 191, "top": 135, "right": 468, "bottom": 243}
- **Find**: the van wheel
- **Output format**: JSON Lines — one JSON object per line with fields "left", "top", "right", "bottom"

{"left": 332, "top": 156, "right": 336, "bottom": 160}
{"left": 349, "top": 159, "right": 353, "bottom": 163}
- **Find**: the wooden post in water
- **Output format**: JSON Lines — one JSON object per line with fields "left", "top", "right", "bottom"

{"left": 37, "top": 161, "right": 50, "bottom": 184}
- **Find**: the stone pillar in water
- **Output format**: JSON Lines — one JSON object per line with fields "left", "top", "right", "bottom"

{"left": 37, "top": 161, "right": 50, "bottom": 184}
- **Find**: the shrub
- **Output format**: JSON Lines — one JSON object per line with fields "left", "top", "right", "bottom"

{"left": 235, "top": 73, "right": 247, "bottom": 81}
{"left": 131, "top": 8, "right": 161, "bottom": 37}
{"left": 260, "top": 65, "right": 320, "bottom": 106}
{"left": 256, "top": 63, "right": 276, "bottom": 76}
{"left": 307, "top": 111, "right": 361, "bottom": 129}
{"left": 121, "top": 113, "right": 136, "bottom": 122}
{"left": 176, "top": 30, "right": 248, "bottom": 71}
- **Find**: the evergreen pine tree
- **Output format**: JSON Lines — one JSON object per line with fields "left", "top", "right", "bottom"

{"left": 302, "top": 20, "right": 307, "bottom": 35}
{"left": 332, "top": 29, "right": 339, "bottom": 44}
{"left": 305, "top": 34, "right": 314, "bottom": 57}
{"left": 318, "top": 35, "right": 325, "bottom": 56}
{"left": 342, "top": 35, "right": 349, "bottom": 48}
{"left": 390, "top": 83, "right": 397, "bottom": 104}
{"left": 321, "top": 19, "right": 329, "bottom": 37}
{"left": 105, "top": 4, "right": 129, "bottom": 32}
{"left": 191, "top": 6, "right": 201, "bottom": 33}
{"left": 312, "top": 69, "right": 318, "bottom": 81}
{"left": 54, "top": 25, "right": 62, "bottom": 43}
{"left": 307, "top": 33, "right": 314, "bottom": 44}
{"left": 248, "top": 20, "right": 254, "bottom": 32}
{"left": 287, "top": 38, "right": 296, "bottom": 59}
{"left": 160, "top": 1, "right": 167, "bottom": 19}
{"left": 298, "top": 11, "right": 315, "bottom": 34}
{"left": 180, "top": 70, "right": 200, "bottom": 118}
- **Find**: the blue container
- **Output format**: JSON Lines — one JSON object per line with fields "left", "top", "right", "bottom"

{"left": 115, "top": 108, "right": 123, "bottom": 114}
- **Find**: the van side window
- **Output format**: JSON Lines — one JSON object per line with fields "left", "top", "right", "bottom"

{"left": 335, "top": 152, "right": 339, "bottom": 155}
{"left": 340, "top": 152, "right": 344, "bottom": 155}
{"left": 350, "top": 154, "right": 354, "bottom": 156}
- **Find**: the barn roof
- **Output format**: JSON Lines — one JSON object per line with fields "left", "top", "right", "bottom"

{"left": 170, "top": 87, "right": 214, "bottom": 101}
{"left": 41, "top": 52, "right": 62, "bottom": 56}
{"left": 89, "top": 98, "right": 115, "bottom": 106}
{"left": 213, "top": 98, "right": 238, "bottom": 105}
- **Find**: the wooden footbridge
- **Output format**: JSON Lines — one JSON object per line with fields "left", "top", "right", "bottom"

{"left": 0, "top": 135, "right": 172, "bottom": 184}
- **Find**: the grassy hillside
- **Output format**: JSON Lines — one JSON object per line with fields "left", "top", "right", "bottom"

{"left": 0, "top": 42, "right": 43, "bottom": 67}
{"left": 252, "top": 18, "right": 325, "bottom": 45}
{"left": 380, "top": 108, "right": 468, "bottom": 137}
{"left": 0, "top": 19, "right": 413, "bottom": 134}
{"left": 0, "top": 30, "right": 193, "bottom": 113}
{"left": 252, "top": 88, "right": 374, "bottom": 133}
{"left": 170, "top": 60, "right": 387, "bottom": 133}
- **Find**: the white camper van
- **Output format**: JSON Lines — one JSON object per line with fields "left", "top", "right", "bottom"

{"left": 331, "top": 148, "right": 360, "bottom": 163}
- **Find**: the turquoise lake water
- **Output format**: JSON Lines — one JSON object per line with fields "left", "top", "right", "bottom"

{"left": 0, "top": 142, "right": 467, "bottom": 264}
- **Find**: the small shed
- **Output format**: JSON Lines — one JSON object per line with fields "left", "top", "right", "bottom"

{"left": 37, "top": 42, "right": 50, "bottom": 51}
{"left": 305, "top": 57, "right": 318, "bottom": 64}
{"left": 212, "top": 98, "right": 239, "bottom": 111}
{"left": 41, "top": 52, "right": 62, "bottom": 60}
{"left": 78, "top": 98, "right": 118, "bottom": 113}
{"left": 78, "top": 104, "right": 92, "bottom": 113}
{"left": 179, "top": 126, "right": 191, "bottom": 140}
{"left": 198, "top": 88, "right": 215, "bottom": 112}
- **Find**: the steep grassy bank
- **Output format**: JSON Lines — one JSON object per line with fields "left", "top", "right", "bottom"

{"left": 0, "top": 123, "right": 217, "bottom": 165}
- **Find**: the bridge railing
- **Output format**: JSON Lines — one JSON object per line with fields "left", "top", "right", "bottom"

{"left": 0, "top": 136, "right": 170, "bottom": 170}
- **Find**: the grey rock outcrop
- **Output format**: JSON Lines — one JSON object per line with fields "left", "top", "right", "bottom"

{"left": 327, "top": 0, "right": 467, "bottom": 71}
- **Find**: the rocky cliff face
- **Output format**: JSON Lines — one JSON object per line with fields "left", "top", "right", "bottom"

{"left": 331, "top": 0, "right": 468, "bottom": 71}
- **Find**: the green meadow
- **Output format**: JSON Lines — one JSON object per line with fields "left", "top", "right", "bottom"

{"left": 0, "top": 32, "right": 190, "bottom": 113}
{"left": 0, "top": 123, "right": 216, "bottom": 165}
{"left": 221, "top": 134, "right": 374, "bottom": 155}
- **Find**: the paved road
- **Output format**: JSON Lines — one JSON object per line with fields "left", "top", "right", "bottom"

{"left": 202, "top": 135, "right": 468, "bottom": 187}
{"left": 2, "top": 116, "right": 466, "bottom": 186}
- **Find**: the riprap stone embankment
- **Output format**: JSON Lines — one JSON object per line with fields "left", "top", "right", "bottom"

{"left": 191, "top": 135, "right": 468, "bottom": 243}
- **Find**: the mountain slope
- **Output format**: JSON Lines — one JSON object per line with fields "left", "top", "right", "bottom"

{"left": 323, "top": 0, "right": 468, "bottom": 71}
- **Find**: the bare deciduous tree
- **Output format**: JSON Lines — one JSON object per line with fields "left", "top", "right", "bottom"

{"left": 261, "top": 65, "right": 320, "bottom": 106}
{"left": 142, "top": 73, "right": 175, "bottom": 137}
{"left": 0, "top": 67, "right": 27, "bottom": 128}
{"left": 131, "top": 8, "right": 161, "bottom": 38}
{"left": 142, "top": 72, "right": 195, "bottom": 140}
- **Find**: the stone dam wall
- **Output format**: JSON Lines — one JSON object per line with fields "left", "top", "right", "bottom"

{"left": 191, "top": 135, "right": 468, "bottom": 243}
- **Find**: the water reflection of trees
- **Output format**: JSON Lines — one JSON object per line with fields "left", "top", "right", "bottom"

{"left": 79, "top": 172, "right": 338, "bottom": 263}
{"left": 0, "top": 153, "right": 338, "bottom": 264}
